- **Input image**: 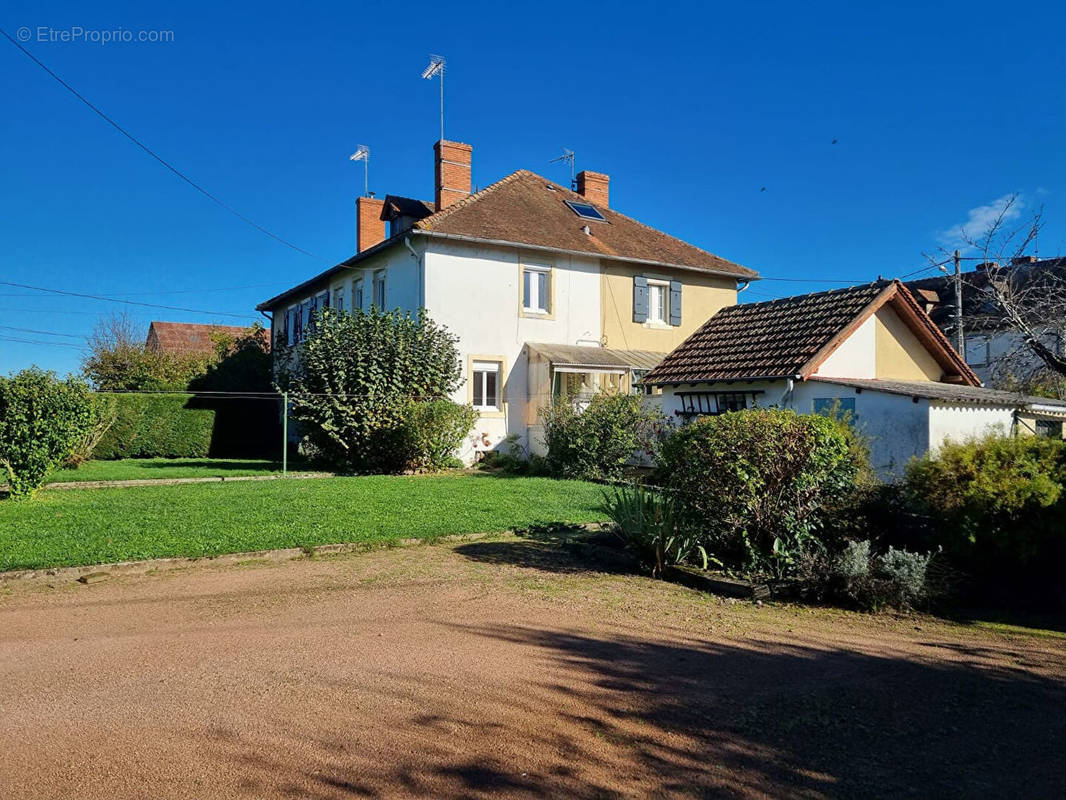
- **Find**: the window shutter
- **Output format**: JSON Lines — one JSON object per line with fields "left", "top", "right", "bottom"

{"left": 633, "top": 276, "right": 649, "bottom": 323}
{"left": 669, "top": 280, "right": 682, "bottom": 326}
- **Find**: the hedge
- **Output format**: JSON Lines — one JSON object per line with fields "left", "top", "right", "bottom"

{"left": 93, "top": 394, "right": 215, "bottom": 459}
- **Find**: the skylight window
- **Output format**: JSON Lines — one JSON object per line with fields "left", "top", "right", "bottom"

{"left": 564, "top": 200, "right": 606, "bottom": 221}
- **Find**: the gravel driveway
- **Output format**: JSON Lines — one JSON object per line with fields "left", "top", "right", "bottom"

{"left": 2, "top": 534, "right": 1064, "bottom": 798}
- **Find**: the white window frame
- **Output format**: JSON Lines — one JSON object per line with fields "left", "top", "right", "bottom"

{"left": 471, "top": 360, "right": 502, "bottom": 411}
{"left": 373, "top": 270, "right": 386, "bottom": 308}
{"left": 647, "top": 279, "right": 670, "bottom": 325}
{"left": 352, "top": 277, "right": 364, "bottom": 310}
{"left": 522, "top": 263, "right": 551, "bottom": 314}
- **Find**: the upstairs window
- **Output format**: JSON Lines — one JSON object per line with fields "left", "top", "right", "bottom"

{"left": 373, "top": 270, "right": 386, "bottom": 308}
{"left": 564, "top": 200, "right": 606, "bottom": 221}
{"left": 648, "top": 279, "right": 669, "bottom": 324}
{"left": 522, "top": 263, "right": 551, "bottom": 314}
{"left": 352, "top": 278, "right": 364, "bottom": 310}
{"left": 332, "top": 285, "right": 345, "bottom": 312}
{"left": 965, "top": 336, "right": 989, "bottom": 367}
{"left": 472, "top": 361, "right": 501, "bottom": 411}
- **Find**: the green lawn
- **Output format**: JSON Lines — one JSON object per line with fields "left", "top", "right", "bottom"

{"left": 0, "top": 474, "right": 608, "bottom": 571}
{"left": 49, "top": 458, "right": 304, "bottom": 483}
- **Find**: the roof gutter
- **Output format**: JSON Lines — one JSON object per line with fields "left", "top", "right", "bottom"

{"left": 410, "top": 229, "right": 759, "bottom": 283}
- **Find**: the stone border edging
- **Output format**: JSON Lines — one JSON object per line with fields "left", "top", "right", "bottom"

{"left": 0, "top": 532, "right": 497, "bottom": 586}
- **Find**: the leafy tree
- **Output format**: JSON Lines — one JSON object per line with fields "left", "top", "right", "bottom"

{"left": 279, "top": 308, "right": 465, "bottom": 472}
{"left": 0, "top": 368, "right": 98, "bottom": 498}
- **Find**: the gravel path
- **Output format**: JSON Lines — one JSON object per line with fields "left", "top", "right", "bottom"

{"left": 1, "top": 535, "right": 1064, "bottom": 798}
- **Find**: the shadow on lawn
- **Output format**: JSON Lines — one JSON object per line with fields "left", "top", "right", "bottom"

{"left": 199, "top": 622, "right": 1066, "bottom": 798}
{"left": 124, "top": 459, "right": 284, "bottom": 472}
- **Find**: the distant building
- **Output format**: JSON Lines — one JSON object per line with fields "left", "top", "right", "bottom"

{"left": 145, "top": 322, "right": 258, "bottom": 357}
{"left": 906, "top": 257, "right": 1066, "bottom": 386}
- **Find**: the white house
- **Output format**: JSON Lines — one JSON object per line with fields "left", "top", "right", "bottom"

{"left": 257, "top": 138, "right": 757, "bottom": 460}
{"left": 643, "top": 280, "right": 1066, "bottom": 476}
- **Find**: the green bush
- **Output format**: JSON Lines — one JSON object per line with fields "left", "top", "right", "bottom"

{"left": 541, "top": 393, "right": 665, "bottom": 482}
{"left": 904, "top": 434, "right": 1066, "bottom": 577}
{"left": 796, "top": 539, "right": 935, "bottom": 610}
{"left": 0, "top": 368, "right": 98, "bottom": 497}
{"left": 601, "top": 484, "right": 705, "bottom": 576}
{"left": 657, "top": 409, "right": 864, "bottom": 579}
{"left": 403, "top": 400, "right": 478, "bottom": 471}
{"left": 92, "top": 393, "right": 215, "bottom": 459}
{"left": 281, "top": 308, "right": 464, "bottom": 473}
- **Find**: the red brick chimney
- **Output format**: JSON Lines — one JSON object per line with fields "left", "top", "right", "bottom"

{"left": 434, "top": 140, "right": 472, "bottom": 211}
{"left": 357, "top": 196, "right": 386, "bottom": 252}
{"left": 576, "top": 170, "right": 609, "bottom": 208}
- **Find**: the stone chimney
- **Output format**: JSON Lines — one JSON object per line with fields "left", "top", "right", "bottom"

{"left": 357, "top": 196, "right": 386, "bottom": 252}
{"left": 434, "top": 140, "right": 472, "bottom": 211}
{"left": 576, "top": 170, "right": 609, "bottom": 208}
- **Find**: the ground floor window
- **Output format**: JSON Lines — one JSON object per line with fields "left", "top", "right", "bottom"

{"left": 1035, "top": 419, "right": 1063, "bottom": 439}
{"left": 676, "top": 391, "right": 761, "bottom": 417}
{"left": 472, "top": 361, "right": 502, "bottom": 411}
{"left": 373, "top": 270, "right": 386, "bottom": 308}
{"left": 813, "top": 397, "right": 857, "bottom": 420}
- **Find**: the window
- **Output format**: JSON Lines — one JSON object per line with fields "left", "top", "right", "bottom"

{"left": 564, "top": 200, "right": 606, "bottom": 221}
{"left": 286, "top": 306, "right": 299, "bottom": 345}
{"left": 332, "top": 285, "right": 345, "bottom": 313}
{"left": 373, "top": 270, "right": 386, "bottom": 308}
{"left": 472, "top": 361, "right": 502, "bottom": 411}
{"left": 352, "top": 278, "right": 364, "bottom": 310}
{"left": 677, "top": 391, "right": 758, "bottom": 416}
{"left": 1036, "top": 419, "right": 1063, "bottom": 439}
{"left": 648, "top": 280, "right": 669, "bottom": 324}
{"left": 522, "top": 263, "right": 551, "bottom": 314}
{"left": 965, "top": 336, "right": 989, "bottom": 367}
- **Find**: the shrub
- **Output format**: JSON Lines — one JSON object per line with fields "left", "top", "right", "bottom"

{"left": 601, "top": 484, "right": 704, "bottom": 576}
{"left": 66, "top": 394, "right": 118, "bottom": 467}
{"left": 0, "top": 368, "right": 98, "bottom": 497}
{"left": 875, "top": 547, "right": 931, "bottom": 607}
{"left": 541, "top": 393, "right": 666, "bottom": 481}
{"left": 657, "top": 409, "right": 864, "bottom": 579}
{"left": 796, "top": 539, "right": 935, "bottom": 610}
{"left": 403, "top": 400, "right": 478, "bottom": 471}
{"left": 281, "top": 308, "right": 464, "bottom": 473}
{"left": 92, "top": 393, "right": 215, "bottom": 459}
{"left": 904, "top": 435, "right": 1066, "bottom": 574}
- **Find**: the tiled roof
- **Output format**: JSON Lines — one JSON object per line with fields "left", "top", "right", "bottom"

{"left": 414, "top": 170, "right": 755, "bottom": 279}
{"left": 810, "top": 377, "right": 1066, "bottom": 410}
{"left": 257, "top": 170, "right": 755, "bottom": 311}
{"left": 146, "top": 322, "right": 258, "bottom": 356}
{"left": 644, "top": 280, "right": 979, "bottom": 385}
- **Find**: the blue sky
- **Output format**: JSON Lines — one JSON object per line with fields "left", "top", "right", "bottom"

{"left": 2, "top": 0, "right": 1065, "bottom": 375}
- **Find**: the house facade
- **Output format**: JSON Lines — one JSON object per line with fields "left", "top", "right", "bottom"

{"left": 257, "top": 139, "right": 756, "bottom": 459}
{"left": 644, "top": 280, "right": 1066, "bottom": 476}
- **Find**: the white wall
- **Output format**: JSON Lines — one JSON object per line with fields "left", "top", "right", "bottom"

{"left": 928, "top": 402, "right": 1012, "bottom": 452}
{"left": 814, "top": 315, "right": 876, "bottom": 378}
{"left": 423, "top": 239, "right": 603, "bottom": 460}
{"left": 659, "top": 378, "right": 930, "bottom": 478}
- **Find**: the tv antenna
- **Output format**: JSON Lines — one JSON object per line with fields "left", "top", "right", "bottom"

{"left": 349, "top": 145, "right": 370, "bottom": 196}
{"left": 550, "top": 148, "right": 576, "bottom": 189}
{"left": 421, "top": 54, "right": 446, "bottom": 141}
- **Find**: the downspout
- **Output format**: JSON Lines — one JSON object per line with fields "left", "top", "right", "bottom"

{"left": 780, "top": 374, "right": 799, "bottom": 409}
{"left": 404, "top": 235, "right": 424, "bottom": 309}
{"left": 737, "top": 279, "right": 751, "bottom": 294}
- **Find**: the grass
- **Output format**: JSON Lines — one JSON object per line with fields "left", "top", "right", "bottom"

{"left": 48, "top": 458, "right": 307, "bottom": 483}
{"left": 0, "top": 473, "right": 609, "bottom": 571}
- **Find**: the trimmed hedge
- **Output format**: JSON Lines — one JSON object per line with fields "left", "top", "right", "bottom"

{"left": 93, "top": 394, "right": 215, "bottom": 459}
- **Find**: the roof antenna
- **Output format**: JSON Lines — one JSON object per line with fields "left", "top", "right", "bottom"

{"left": 550, "top": 148, "right": 576, "bottom": 189}
{"left": 421, "top": 55, "right": 446, "bottom": 141}
{"left": 349, "top": 145, "right": 370, "bottom": 197}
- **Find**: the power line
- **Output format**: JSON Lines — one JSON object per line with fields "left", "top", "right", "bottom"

{"left": 0, "top": 334, "right": 84, "bottom": 349}
{"left": 0, "top": 282, "right": 281, "bottom": 299}
{"left": 0, "top": 280, "right": 259, "bottom": 320}
{"left": 0, "top": 323, "right": 83, "bottom": 338}
{"left": 0, "top": 26, "right": 319, "bottom": 260}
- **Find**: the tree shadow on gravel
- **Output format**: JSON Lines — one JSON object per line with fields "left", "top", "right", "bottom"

{"left": 200, "top": 623, "right": 1066, "bottom": 798}
{"left": 454, "top": 524, "right": 638, "bottom": 575}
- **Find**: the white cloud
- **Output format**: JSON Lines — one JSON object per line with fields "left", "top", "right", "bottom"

{"left": 939, "top": 194, "right": 1023, "bottom": 248}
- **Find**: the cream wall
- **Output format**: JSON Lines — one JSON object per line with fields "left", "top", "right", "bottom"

{"left": 423, "top": 240, "right": 603, "bottom": 460}
{"left": 874, "top": 306, "right": 943, "bottom": 381}
{"left": 814, "top": 306, "right": 944, "bottom": 382}
{"left": 600, "top": 262, "right": 737, "bottom": 352}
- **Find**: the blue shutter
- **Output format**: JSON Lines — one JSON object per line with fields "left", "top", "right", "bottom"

{"left": 669, "top": 280, "right": 682, "bottom": 326}
{"left": 633, "top": 276, "right": 649, "bottom": 323}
